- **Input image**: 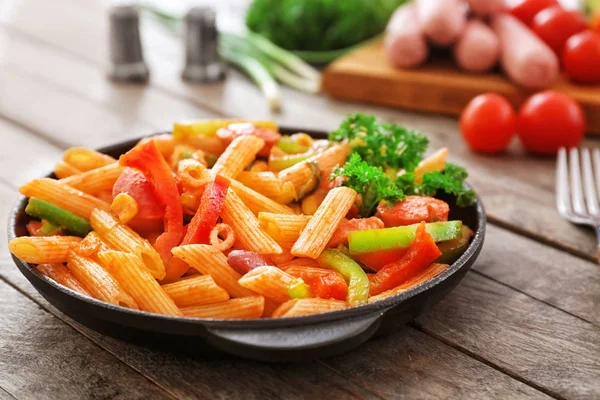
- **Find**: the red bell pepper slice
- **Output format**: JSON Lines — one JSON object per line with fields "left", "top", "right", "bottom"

{"left": 164, "top": 175, "right": 230, "bottom": 281}
{"left": 120, "top": 140, "right": 184, "bottom": 263}
{"left": 369, "top": 222, "right": 442, "bottom": 295}
{"left": 354, "top": 248, "right": 407, "bottom": 272}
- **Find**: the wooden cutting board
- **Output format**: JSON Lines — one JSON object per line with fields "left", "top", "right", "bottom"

{"left": 322, "top": 41, "right": 600, "bottom": 134}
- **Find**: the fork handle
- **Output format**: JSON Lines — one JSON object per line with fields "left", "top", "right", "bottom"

{"left": 595, "top": 226, "right": 600, "bottom": 264}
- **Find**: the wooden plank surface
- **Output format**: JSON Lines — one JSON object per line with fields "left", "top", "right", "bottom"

{"left": 321, "top": 41, "right": 600, "bottom": 134}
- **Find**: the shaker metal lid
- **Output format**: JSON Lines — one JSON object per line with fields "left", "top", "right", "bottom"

{"left": 182, "top": 6, "right": 225, "bottom": 83}
{"left": 108, "top": 4, "right": 149, "bottom": 82}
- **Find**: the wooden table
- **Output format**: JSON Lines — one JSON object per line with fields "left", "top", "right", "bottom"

{"left": 1, "top": 1, "right": 599, "bottom": 399}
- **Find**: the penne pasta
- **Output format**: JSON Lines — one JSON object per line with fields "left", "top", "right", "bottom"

{"left": 90, "top": 209, "right": 165, "bottom": 280}
{"left": 177, "top": 158, "right": 211, "bottom": 191}
{"left": 368, "top": 263, "right": 450, "bottom": 303}
{"left": 161, "top": 275, "right": 230, "bottom": 307}
{"left": 414, "top": 148, "right": 448, "bottom": 183}
{"left": 63, "top": 147, "right": 116, "bottom": 171}
{"left": 171, "top": 244, "right": 255, "bottom": 298}
{"left": 211, "top": 135, "right": 265, "bottom": 179}
{"left": 9, "top": 236, "right": 82, "bottom": 264}
{"left": 181, "top": 296, "right": 265, "bottom": 319}
{"left": 67, "top": 251, "right": 139, "bottom": 309}
{"left": 258, "top": 212, "right": 311, "bottom": 250}
{"left": 221, "top": 190, "right": 283, "bottom": 254}
{"left": 277, "top": 258, "right": 320, "bottom": 270}
{"left": 137, "top": 134, "right": 176, "bottom": 159}
{"left": 228, "top": 178, "right": 294, "bottom": 215}
{"left": 292, "top": 187, "right": 357, "bottom": 259}
{"left": 97, "top": 251, "right": 181, "bottom": 315}
{"left": 209, "top": 223, "right": 236, "bottom": 252}
{"left": 110, "top": 193, "right": 138, "bottom": 224}
{"left": 37, "top": 263, "right": 92, "bottom": 296}
{"left": 279, "top": 144, "right": 350, "bottom": 192}
{"left": 54, "top": 162, "right": 81, "bottom": 179}
{"left": 59, "top": 163, "right": 123, "bottom": 194}
{"left": 20, "top": 178, "right": 111, "bottom": 219}
{"left": 283, "top": 265, "right": 334, "bottom": 278}
{"left": 77, "top": 231, "right": 112, "bottom": 258}
{"left": 237, "top": 266, "right": 300, "bottom": 303}
{"left": 272, "top": 298, "right": 347, "bottom": 318}
{"left": 237, "top": 171, "right": 297, "bottom": 203}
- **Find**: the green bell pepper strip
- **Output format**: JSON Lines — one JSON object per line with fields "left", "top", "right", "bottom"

{"left": 269, "top": 152, "right": 315, "bottom": 171}
{"left": 348, "top": 221, "right": 463, "bottom": 254}
{"left": 317, "top": 249, "right": 369, "bottom": 306}
{"left": 287, "top": 278, "right": 312, "bottom": 299}
{"left": 25, "top": 197, "right": 92, "bottom": 237}
{"left": 37, "top": 220, "right": 63, "bottom": 236}
{"left": 276, "top": 137, "right": 310, "bottom": 154}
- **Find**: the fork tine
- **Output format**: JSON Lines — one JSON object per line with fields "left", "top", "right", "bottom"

{"left": 569, "top": 148, "right": 587, "bottom": 215}
{"left": 582, "top": 148, "right": 599, "bottom": 215}
{"left": 556, "top": 147, "right": 572, "bottom": 216}
{"left": 593, "top": 148, "right": 600, "bottom": 200}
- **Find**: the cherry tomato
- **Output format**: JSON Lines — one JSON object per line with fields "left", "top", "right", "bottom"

{"left": 517, "top": 91, "right": 586, "bottom": 155}
{"left": 376, "top": 196, "right": 449, "bottom": 227}
{"left": 507, "top": 0, "right": 558, "bottom": 26}
{"left": 460, "top": 93, "right": 517, "bottom": 154}
{"left": 532, "top": 6, "right": 587, "bottom": 55}
{"left": 562, "top": 30, "right": 600, "bottom": 84}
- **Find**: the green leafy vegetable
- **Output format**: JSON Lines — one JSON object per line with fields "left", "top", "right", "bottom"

{"left": 329, "top": 113, "right": 428, "bottom": 172}
{"left": 420, "top": 163, "right": 476, "bottom": 207}
{"left": 331, "top": 153, "right": 405, "bottom": 217}
{"left": 245, "top": 0, "right": 406, "bottom": 53}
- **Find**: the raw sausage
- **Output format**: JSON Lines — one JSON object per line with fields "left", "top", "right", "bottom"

{"left": 384, "top": 4, "right": 429, "bottom": 68}
{"left": 415, "top": 0, "right": 468, "bottom": 46}
{"left": 454, "top": 20, "right": 500, "bottom": 73}
{"left": 492, "top": 13, "right": 559, "bottom": 88}
{"left": 466, "top": 0, "right": 504, "bottom": 17}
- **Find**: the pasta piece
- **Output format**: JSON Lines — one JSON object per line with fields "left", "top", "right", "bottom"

{"left": 277, "top": 258, "right": 320, "bottom": 270}
{"left": 20, "top": 178, "right": 110, "bottom": 219}
{"left": 77, "top": 231, "right": 112, "bottom": 258}
{"left": 54, "top": 162, "right": 81, "bottom": 179}
{"left": 414, "top": 148, "right": 448, "bottom": 183}
{"left": 177, "top": 159, "right": 210, "bottom": 191}
{"left": 110, "top": 193, "right": 138, "bottom": 224}
{"left": 279, "top": 144, "right": 350, "bottom": 192}
{"left": 97, "top": 251, "right": 181, "bottom": 315}
{"left": 63, "top": 147, "right": 116, "bottom": 171}
{"left": 221, "top": 190, "right": 283, "bottom": 254}
{"left": 59, "top": 163, "right": 123, "bottom": 194}
{"left": 249, "top": 160, "right": 269, "bottom": 172}
{"left": 272, "top": 298, "right": 347, "bottom": 318}
{"left": 172, "top": 244, "right": 255, "bottom": 298}
{"left": 161, "top": 275, "right": 230, "bottom": 307}
{"left": 237, "top": 171, "right": 297, "bottom": 203}
{"left": 67, "top": 251, "right": 139, "bottom": 309}
{"left": 238, "top": 266, "right": 300, "bottom": 303}
{"left": 181, "top": 296, "right": 265, "bottom": 319}
{"left": 138, "top": 134, "right": 176, "bottom": 159}
{"left": 291, "top": 187, "right": 357, "bottom": 259}
{"left": 228, "top": 178, "right": 294, "bottom": 215}
{"left": 368, "top": 263, "right": 450, "bottom": 303}
{"left": 211, "top": 135, "right": 265, "bottom": 179}
{"left": 37, "top": 263, "right": 92, "bottom": 296}
{"left": 268, "top": 253, "right": 295, "bottom": 265}
{"left": 90, "top": 209, "right": 165, "bottom": 280}
{"left": 9, "top": 236, "right": 82, "bottom": 264}
{"left": 209, "top": 223, "right": 236, "bottom": 252}
{"left": 282, "top": 265, "right": 334, "bottom": 278}
{"left": 258, "top": 212, "right": 311, "bottom": 250}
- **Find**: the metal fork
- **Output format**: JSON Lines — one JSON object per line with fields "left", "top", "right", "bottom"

{"left": 556, "top": 147, "right": 600, "bottom": 262}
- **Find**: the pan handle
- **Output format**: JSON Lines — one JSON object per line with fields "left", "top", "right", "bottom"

{"left": 205, "top": 309, "right": 391, "bottom": 359}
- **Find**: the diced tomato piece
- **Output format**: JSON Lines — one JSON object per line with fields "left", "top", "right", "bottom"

{"left": 354, "top": 248, "right": 408, "bottom": 272}
{"left": 217, "top": 123, "right": 281, "bottom": 157}
{"left": 328, "top": 217, "right": 384, "bottom": 248}
{"left": 26, "top": 221, "right": 42, "bottom": 236}
{"left": 112, "top": 167, "right": 165, "bottom": 232}
{"left": 376, "top": 195, "right": 449, "bottom": 226}
{"left": 287, "top": 267, "right": 348, "bottom": 301}
{"left": 369, "top": 223, "right": 442, "bottom": 295}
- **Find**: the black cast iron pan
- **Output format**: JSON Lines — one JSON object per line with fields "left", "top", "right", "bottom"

{"left": 8, "top": 127, "right": 486, "bottom": 362}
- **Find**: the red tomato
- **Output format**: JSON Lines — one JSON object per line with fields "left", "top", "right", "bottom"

{"left": 327, "top": 217, "right": 384, "bottom": 248}
{"left": 216, "top": 123, "right": 281, "bottom": 157}
{"left": 532, "top": 6, "right": 587, "bottom": 54}
{"left": 376, "top": 196, "right": 449, "bottom": 227}
{"left": 113, "top": 167, "right": 164, "bottom": 232}
{"left": 460, "top": 93, "right": 517, "bottom": 154}
{"left": 517, "top": 91, "right": 586, "bottom": 155}
{"left": 562, "top": 30, "right": 600, "bottom": 84}
{"left": 287, "top": 268, "right": 348, "bottom": 301}
{"left": 507, "top": 0, "right": 559, "bottom": 26}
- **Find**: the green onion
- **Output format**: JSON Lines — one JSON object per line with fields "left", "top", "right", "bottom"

{"left": 26, "top": 198, "right": 92, "bottom": 237}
